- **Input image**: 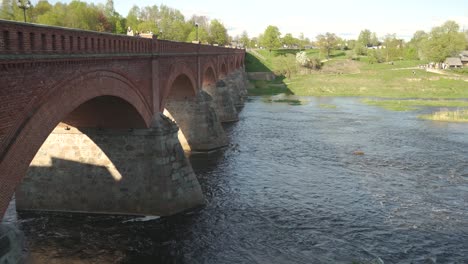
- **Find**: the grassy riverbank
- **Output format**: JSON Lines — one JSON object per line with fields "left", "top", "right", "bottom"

{"left": 362, "top": 99, "right": 468, "bottom": 111}
{"left": 247, "top": 49, "right": 468, "bottom": 99}
{"left": 419, "top": 109, "right": 468, "bottom": 122}
{"left": 246, "top": 49, "right": 468, "bottom": 122}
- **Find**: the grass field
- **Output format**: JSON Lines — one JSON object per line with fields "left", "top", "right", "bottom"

{"left": 246, "top": 49, "right": 468, "bottom": 99}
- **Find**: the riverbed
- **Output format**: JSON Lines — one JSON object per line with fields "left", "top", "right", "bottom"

{"left": 4, "top": 96, "right": 468, "bottom": 263}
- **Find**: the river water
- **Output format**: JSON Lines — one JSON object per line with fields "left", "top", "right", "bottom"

{"left": 4, "top": 97, "right": 468, "bottom": 263}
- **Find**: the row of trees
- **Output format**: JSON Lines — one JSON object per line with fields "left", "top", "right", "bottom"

{"left": 236, "top": 26, "right": 312, "bottom": 51}
{"left": 241, "top": 21, "right": 467, "bottom": 63}
{"left": 0, "top": 0, "right": 230, "bottom": 45}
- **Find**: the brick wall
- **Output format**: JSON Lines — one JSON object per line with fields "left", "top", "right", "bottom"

{"left": 0, "top": 19, "right": 245, "bottom": 218}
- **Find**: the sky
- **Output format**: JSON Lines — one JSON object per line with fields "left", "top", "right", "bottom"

{"left": 45, "top": 0, "right": 468, "bottom": 40}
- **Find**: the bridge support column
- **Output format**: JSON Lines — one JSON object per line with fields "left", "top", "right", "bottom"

{"left": 204, "top": 80, "right": 239, "bottom": 122}
{"left": 15, "top": 114, "right": 204, "bottom": 216}
{"left": 164, "top": 90, "right": 228, "bottom": 152}
{"left": 224, "top": 70, "right": 248, "bottom": 108}
{"left": 0, "top": 224, "right": 25, "bottom": 264}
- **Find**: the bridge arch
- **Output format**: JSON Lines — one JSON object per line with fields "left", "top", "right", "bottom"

{"left": 0, "top": 71, "right": 153, "bottom": 217}
{"left": 161, "top": 63, "right": 197, "bottom": 111}
{"left": 219, "top": 63, "right": 228, "bottom": 79}
{"left": 202, "top": 65, "right": 217, "bottom": 88}
{"left": 236, "top": 57, "right": 241, "bottom": 69}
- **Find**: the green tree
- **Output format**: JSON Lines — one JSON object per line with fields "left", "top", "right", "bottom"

{"left": 282, "top": 33, "right": 295, "bottom": 48}
{"left": 383, "top": 33, "right": 403, "bottom": 62}
{"left": 239, "top": 30, "right": 250, "bottom": 48}
{"left": 209, "top": 19, "right": 228, "bottom": 45}
{"left": 261, "top": 25, "right": 281, "bottom": 52}
{"left": 316, "top": 32, "right": 340, "bottom": 58}
{"left": 421, "top": 20, "right": 467, "bottom": 62}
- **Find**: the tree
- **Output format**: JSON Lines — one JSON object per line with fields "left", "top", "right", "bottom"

{"left": 421, "top": 20, "right": 467, "bottom": 62}
{"left": 316, "top": 32, "right": 340, "bottom": 58}
{"left": 208, "top": 19, "right": 228, "bottom": 45}
{"left": 261, "top": 25, "right": 281, "bottom": 52}
{"left": 282, "top": 33, "right": 295, "bottom": 48}
{"left": 239, "top": 30, "right": 250, "bottom": 48}
{"left": 358, "top": 29, "right": 372, "bottom": 47}
{"left": 383, "top": 33, "right": 403, "bottom": 62}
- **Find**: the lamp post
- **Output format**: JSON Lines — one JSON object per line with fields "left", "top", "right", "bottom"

{"left": 17, "top": 0, "right": 31, "bottom": 22}
{"left": 195, "top": 23, "right": 199, "bottom": 43}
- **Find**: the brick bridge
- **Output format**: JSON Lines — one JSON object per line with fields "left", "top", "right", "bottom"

{"left": 0, "top": 20, "right": 247, "bottom": 221}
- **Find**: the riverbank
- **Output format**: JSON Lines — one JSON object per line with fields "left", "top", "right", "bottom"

{"left": 246, "top": 49, "right": 468, "bottom": 121}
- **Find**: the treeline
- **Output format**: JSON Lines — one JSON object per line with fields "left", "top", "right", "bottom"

{"left": 238, "top": 21, "right": 468, "bottom": 63}
{"left": 0, "top": 0, "right": 230, "bottom": 44}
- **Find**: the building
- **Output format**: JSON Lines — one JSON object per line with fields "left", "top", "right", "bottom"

{"left": 444, "top": 57, "right": 463, "bottom": 68}
{"left": 460, "top": 51, "right": 468, "bottom": 66}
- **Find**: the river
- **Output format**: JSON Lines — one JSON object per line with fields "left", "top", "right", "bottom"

{"left": 4, "top": 96, "right": 468, "bottom": 263}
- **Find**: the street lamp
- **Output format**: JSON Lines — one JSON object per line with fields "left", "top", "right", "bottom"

{"left": 17, "top": 0, "right": 31, "bottom": 22}
{"left": 195, "top": 23, "right": 199, "bottom": 43}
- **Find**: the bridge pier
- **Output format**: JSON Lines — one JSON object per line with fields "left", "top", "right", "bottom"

{"left": 204, "top": 79, "right": 239, "bottom": 123}
{"left": 0, "top": 224, "right": 25, "bottom": 264}
{"left": 224, "top": 69, "right": 249, "bottom": 108}
{"left": 164, "top": 90, "right": 228, "bottom": 152}
{"left": 15, "top": 114, "right": 204, "bottom": 216}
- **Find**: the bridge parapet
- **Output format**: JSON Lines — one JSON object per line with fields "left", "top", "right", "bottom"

{"left": 0, "top": 19, "right": 244, "bottom": 58}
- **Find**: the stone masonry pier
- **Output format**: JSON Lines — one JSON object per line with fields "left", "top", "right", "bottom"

{"left": 16, "top": 115, "right": 204, "bottom": 216}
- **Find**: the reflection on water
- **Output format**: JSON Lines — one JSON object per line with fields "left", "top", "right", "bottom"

{"left": 4, "top": 97, "right": 468, "bottom": 263}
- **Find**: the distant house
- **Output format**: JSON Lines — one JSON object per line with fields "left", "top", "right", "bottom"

{"left": 444, "top": 57, "right": 463, "bottom": 68}
{"left": 460, "top": 51, "right": 468, "bottom": 66}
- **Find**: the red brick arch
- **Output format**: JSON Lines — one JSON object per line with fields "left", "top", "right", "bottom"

{"left": 160, "top": 62, "right": 197, "bottom": 111}
{"left": 219, "top": 59, "right": 228, "bottom": 79}
{"left": 202, "top": 60, "right": 218, "bottom": 86}
{"left": 0, "top": 70, "right": 153, "bottom": 218}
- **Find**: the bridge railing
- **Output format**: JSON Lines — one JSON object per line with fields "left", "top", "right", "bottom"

{"left": 0, "top": 20, "right": 244, "bottom": 57}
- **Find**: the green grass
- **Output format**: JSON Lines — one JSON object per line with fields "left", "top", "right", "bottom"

{"left": 318, "top": 103, "right": 338, "bottom": 109}
{"left": 264, "top": 98, "right": 302, "bottom": 105}
{"left": 419, "top": 109, "right": 468, "bottom": 122}
{"left": 245, "top": 48, "right": 468, "bottom": 99}
{"left": 363, "top": 99, "right": 468, "bottom": 111}
{"left": 245, "top": 52, "right": 272, "bottom": 72}
{"left": 287, "top": 65, "right": 468, "bottom": 98}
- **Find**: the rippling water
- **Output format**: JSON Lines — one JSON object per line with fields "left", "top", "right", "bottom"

{"left": 4, "top": 97, "right": 468, "bottom": 263}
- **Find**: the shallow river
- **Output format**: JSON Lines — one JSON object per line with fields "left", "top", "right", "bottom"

{"left": 4, "top": 97, "right": 468, "bottom": 263}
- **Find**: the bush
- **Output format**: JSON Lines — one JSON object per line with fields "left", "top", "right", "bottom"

{"left": 296, "top": 51, "right": 321, "bottom": 70}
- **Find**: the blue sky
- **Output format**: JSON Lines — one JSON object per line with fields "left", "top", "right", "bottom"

{"left": 46, "top": 0, "right": 468, "bottom": 40}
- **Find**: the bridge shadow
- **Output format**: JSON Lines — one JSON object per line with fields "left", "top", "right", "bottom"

{"left": 245, "top": 51, "right": 293, "bottom": 96}
{"left": 19, "top": 156, "right": 118, "bottom": 213}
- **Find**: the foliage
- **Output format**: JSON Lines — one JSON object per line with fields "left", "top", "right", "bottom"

{"left": 272, "top": 54, "right": 297, "bottom": 78}
{"left": 419, "top": 109, "right": 468, "bottom": 122}
{"left": 239, "top": 30, "right": 250, "bottom": 48}
{"left": 282, "top": 33, "right": 296, "bottom": 48}
{"left": 296, "top": 51, "right": 321, "bottom": 69}
{"left": 208, "top": 19, "right": 228, "bottom": 45}
{"left": 0, "top": 0, "right": 231, "bottom": 43}
{"left": 363, "top": 99, "right": 468, "bottom": 111}
{"left": 420, "top": 21, "right": 467, "bottom": 62}
{"left": 260, "top": 25, "right": 281, "bottom": 51}
{"left": 316, "top": 32, "right": 340, "bottom": 58}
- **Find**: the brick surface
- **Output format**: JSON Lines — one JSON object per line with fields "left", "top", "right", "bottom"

{"left": 0, "top": 20, "right": 245, "bottom": 218}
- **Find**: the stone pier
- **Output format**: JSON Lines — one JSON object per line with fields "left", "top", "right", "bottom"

{"left": 16, "top": 114, "right": 204, "bottom": 216}
{"left": 224, "top": 70, "right": 249, "bottom": 108}
{"left": 203, "top": 69, "right": 249, "bottom": 123}
{"left": 164, "top": 90, "right": 228, "bottom": 152}
{"left": 204, "top": 80, "right": 239, "bottom": 123}
{"left": 0, "top": 224, "right": 24, "bottom": 264}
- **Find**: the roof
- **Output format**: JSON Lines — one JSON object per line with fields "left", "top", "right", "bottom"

{"left": 461, "top": 51, "right": 468, "bottom": 57}
{"left": 444, "top": 57, "right": 463, "bottom": 66}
